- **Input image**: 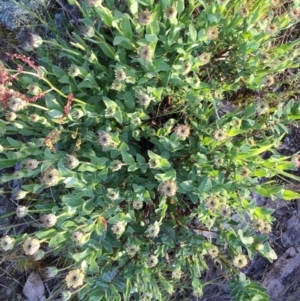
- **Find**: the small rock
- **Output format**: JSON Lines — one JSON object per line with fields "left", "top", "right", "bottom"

{"left": 263, "top": 247, "right": 300, "bottom": 301}
{"left": 281, "top": 215, "right": 300, "bottom": 247}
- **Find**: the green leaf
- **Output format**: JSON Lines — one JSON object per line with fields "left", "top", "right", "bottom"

{"left": 96, "top": 5, "right": 114, "bottom": 26}
{"left": 58, "top": 75, "right": 70, "bottom": 84}
{"left": 78, "top": 163, "right": 97, "bottom": 172}
{"left": 113, "top": 110, "right": 123, "bottom": 123}
{"left": 121, "top": 151, "right": 135, "bottom": 164}
{"left": 189, "top": 24, "right": 197, "bottom": 42}
{"left": 99, "top": 42, "right": 116, "bottom": 59}
{"left": 180, "top": 181, "right": 194, "bottom": 192}
{"left": 7, "top": 137, "right": 23, "bottom": 148}
{"left": 145, "top": 34, "right": 158, "bottom": 43}
{"left": 73, "top": 248, "right": 92, "bottom": 262}
{"left": 198, "top": 177, "right": 212, "bottom": 192}
{"left": 88, "top": 290, "right": 104, "bottom": 301}
{"left": 47, "top": 109, "right": 64, "bottom": 118}
{"left": 121, "top": 14, "right": 133, "bottom": 39}
{"left": 128, "top": 0, "right": 138, "bottom": 15}
{"left": 45, "top": 93, "right": 63, "bottom": 110}
{"left": 280, "top": 189, "right": 300, "bottom": 201}
{"left": 64, "top": 177, "right": 78, "bottom": 188}
{"left": 153, "top": 58, "right": 170, "bottom": 72}
{"left": 124, "top": 278, "right": 132, "bottom": 301}
{"left": 89, "top": 256, "right": 99, "bottom": 273}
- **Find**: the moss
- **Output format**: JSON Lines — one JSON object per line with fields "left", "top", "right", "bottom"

{"left": 0, "top": 22, "right": 18, "bottom": 56}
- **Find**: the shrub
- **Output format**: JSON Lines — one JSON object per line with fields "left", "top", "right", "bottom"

{"left": 1, "top": 0, "right": 300, "bottom": 300}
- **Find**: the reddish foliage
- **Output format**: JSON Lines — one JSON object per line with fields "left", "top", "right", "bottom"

{"left": 64, "top": 93, "right": 75, "bottom": 115}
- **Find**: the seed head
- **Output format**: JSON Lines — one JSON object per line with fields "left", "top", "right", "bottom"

{"left": 208, "top": 245, "right": 219, "bottom": 258}
{"left": 26, "top": 159, "right": 38, "bottom": 170}
{"left": 262, "top": 223, "right": 272, "bottom": 234}
{"left": 266, "top": 23, "right": 278, "bottom": 34}
{"left": 0, "top": 144, "right": 3, "bottom": 153}
{"left": 138, "top": 10, "right": 151, "bottom": 26}
{"left": 30, "top": 34, "right": 43, "bottom": 48}
{"left": 147, "top": 255, "right": 158, "bottom": 268}
{"left": 293, "top": 155, "right": 300, "bottom": 168}
{"left": 255, "top": 101, "right": 269, "bottom": 115}
{"left": 219, "top": 205, "right": 231, "bottom": 218}
{"left": 205, "top": 196, "right": 219, "bottom": 211}
{"left": 289, "top": 8, "right": 300, "bottom": 20}
{"left": 98, "top": 131, "right": 112, "bottom": 147}
{"left": 149, "top": 158, "right": 159, "bottom": 169}
{"left": 61, "top": 291, "right": 72, "bottom": 301}
{"left": 138, "top": 45, "right": 153, "bottom": 61}
{"left": 68, "top": 64, "right": 81, "bottom": 77}
{"left": 28, "top": 84, "right": 42, "bottom": 96}
{"left": 132, "top": 117, "right": 142, "bottom": 126}
{"left": 231, "top": 117, "right": 242, "bottom": 128}
{"left": 72, "top": 231, "right": 83, "bottom": 242}
{"left": 174, "top": 124, "right": 190, "bottom": 140}
{"left": 0, "top": 236, "right": 15, "bottom": 251}
{"left": 199, "top": 52, "right": 211, "bottom": 65}
{"left": 42, "top": 168, "right": 60, "bottom": 187}
{"left": 14, "top": 171, "right": 24, "bottom": 180}
{"left": 82, "top": 25, "right": 94, "bottom": 38}
{"left": 41, "top": 214, "right": 57, "bottom": 228}
{"left": 240, "top": 167, "right": 249, "bottom": 178}
{"left": 126, "top": 244, "right": 139, "bottom": 257}
{"left": 44, "top": 266, "right": 58, "bottom": 278}
{"left": 32, "top": 250, "right": 45, "bottom": 261}
{"left": 252, "top": 219, "right": 265, "bottom": 232}
{"left": 193, "top": 287, "right": 203, "bottom": 298}
{"left": 115, "top": 69, "right": 126, "bottom": 81}
{"left": 65, "top": 155, "right": 79, "bottom": 170}
{"left": 240, "top": 6, "right": 248, "bottom": 17}
{"left": 86, "top": 0, "right": 102, "bottom": 6}
{"left": 182, "top": 61, "right": 191, "bottom": 74}
{"left": 213, "top": 129, "right": 227, "bottom": 141}
{"left": 136, "top": 91, "right": 151, "bottom": 107}
{"left": 160, "top": 180, "right": 177, "bottom": 197}
{"left": 23, "top": 237, "right": 40, "bottom": 255}
{"left": 233, "top": 253, "right": 248, "bottom": 268}
{"left": 110, "top": 160, "right": 122, "bottom": 171}
{"left": 172, "top": 269, "right": 182, "bottom": 279}
{"left": 111, "top": 80, "right": 123, "bottom": 91}
{"left": 263, "top": 75, "right": 274, "bottom": 86}
{"left": 108, "top": 189, "right": 118, "bottom": 200}
{"left": 111, "top": 222, "right": 126, "bottom": 235}
{"left": 5, "top": 111, "right": 17, "bottom": 121}
{"left": 15, "top": 189, "right": 28, "bottom": 200}
{"left": 16, "top": 205, "right": 29, "bottom": 217}
{"left": 133, "top": 200, "right": 143, "bottom": 210}
{"left": 105, "top": 106, "right": 116, "bottom": 116}
{"left": 8, "top": 97, "right": 25, "bottom": 111}
{"left": 145, "top": 221, "right": 160, "bottom": 238}
{"left": 207, "top": 27, "right": 219, "bottom": 40}
{"left": 71, "top": 108, "right": 84, "bottom": 119}
{"left": 164, "top": 6, "right": 177, "bottom": 18}
{"left": 29, "top": 114, "right": 39, "bottom": 122}
{"left": 65, "top": 269, "right": 85, "bottom": 289}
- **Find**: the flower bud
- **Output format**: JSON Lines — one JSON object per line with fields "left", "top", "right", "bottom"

{"left": 16, "top": 206, "right": 28, "bottom": 217}
{"left": 32, "top": 249, "right": 45, "bottom": 261}
{"left": 0, "top": 235, "right": 15, "bottom": 251}
{"left": 5, "top": 111, "right": 17, "bottom": 121}
{"left": 45, "top": 266, "right": 58, "bottom": 278}
{"left": 61, "top": 290, "right": 72, "bottom": 301}
{"left": 41, "top": 214, "right": 57, "bottom": 228}
{"left": 82, "top": 25, "right": 95, "bottom": 38}
{"left": 0, "top": 144, "right": 4, "bottom": 153}
{"left": 30, "top": 34, "right": 43, "bottom": 48}
{"left": 28, "top": 84, "right": 42, "bottom": 96}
